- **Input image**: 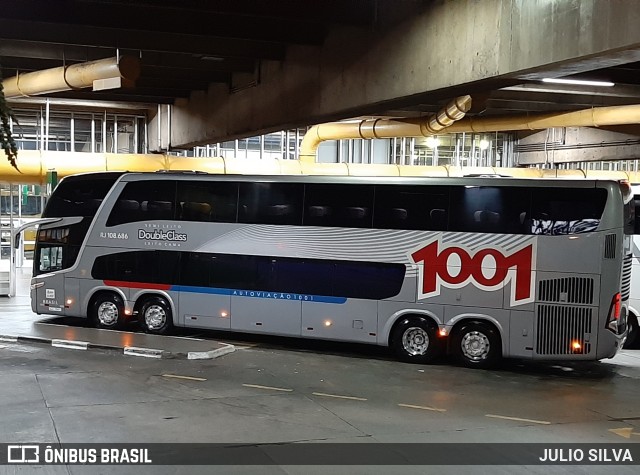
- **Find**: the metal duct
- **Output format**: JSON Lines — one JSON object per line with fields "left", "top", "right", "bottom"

{"left": 299, "top": 95, "right": 472, "bottom": 162}
{"left": 2, "top": 56, "right": 140, "bottom": 98}
{"left": 2, "top": 150, "right": 639, "bottom": 184}
{"left": 299, "top": 102, "right": 640, "bottom": 163}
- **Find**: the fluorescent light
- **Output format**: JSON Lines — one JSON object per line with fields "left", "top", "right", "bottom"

{"left": 425, "top": 136, "right": 439, "bottom": 149}
{"left": 542, "top": 78, "right": 614, "bottom": 87}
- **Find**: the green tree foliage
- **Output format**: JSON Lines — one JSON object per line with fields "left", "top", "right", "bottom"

{"left": 0, "top": 66, "right": 19, "bottom": 171}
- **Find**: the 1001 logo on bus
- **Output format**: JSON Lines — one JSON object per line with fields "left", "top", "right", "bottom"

{"left": 410, "top": 239, "right": 536, "bottom": 307}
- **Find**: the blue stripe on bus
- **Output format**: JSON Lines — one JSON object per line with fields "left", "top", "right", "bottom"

{"left": 170, "top": 285, "right": 347, "bottom": 304}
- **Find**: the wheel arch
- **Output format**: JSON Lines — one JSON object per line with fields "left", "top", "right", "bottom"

{"left": 132, "top": 290, "right": 178, "bottom": 325}
{"left": 384, "top": 310, "right": 442, "bottom": 348}
{"left": 85, "top": 286, "right": 127, "bottom": 317}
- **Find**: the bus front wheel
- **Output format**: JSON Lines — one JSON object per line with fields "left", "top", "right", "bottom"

{"left": 390, "top": 317, "right": 441, "bottom": 364}
{"left": 452, "top": 321, "right": 501, "bottom": 369}
{"left": 139, "top": 297, "right": 173, "bottom": 335}
{"left": 90, "top": 293, "right": 125, "bottom": 330}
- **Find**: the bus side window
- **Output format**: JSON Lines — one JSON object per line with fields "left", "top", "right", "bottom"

{"left": 107, "top": 180, "right": 177, "bottom": 226}
{"left": 239, "top": 182, "right": 303, "bottom": 225}
{"left": 429, "top": 209, "right": 447, "bottom": 230}
{"left": 146, "top": 200, "right": 173, "bottom": 220}
{"left": 176, "top": 181, "right": 238, "bottom": 223}
{"left": 449, "top": 186, "right": 530, "bottom": 234}
{"left": 531, "top": 187, "right": 606, "bottom": 235}
{"left": 344, "top": 206, "right": 370, "bottom": 221}
{"left": 181, "top": 202, "right": 212, "bottom": 221}
{"left": 373, "top": 185, "right": 448, "bottom": 231}
{"left": 304, "top": 184, "right": 374, "bottom": 228}
{"left": 474, "top": 210, "right": 501, "bottom": 225}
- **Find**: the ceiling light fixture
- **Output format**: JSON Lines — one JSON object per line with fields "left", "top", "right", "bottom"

{"left": 541, "top": 78, "right": 614, "bottom": 87}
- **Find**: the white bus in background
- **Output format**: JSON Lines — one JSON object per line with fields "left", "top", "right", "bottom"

{"left": 30, "top": 172, "right": 633, "bottom": 368}
{"left": 624, "top": 185, "right": 640, "bottom": 349}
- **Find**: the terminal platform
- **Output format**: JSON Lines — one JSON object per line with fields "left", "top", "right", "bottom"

{"left": 0, "top": 264, "right": 235, "bottom": 359}
{"left": 0, "top": 297, "right": 235, "bottom": 359}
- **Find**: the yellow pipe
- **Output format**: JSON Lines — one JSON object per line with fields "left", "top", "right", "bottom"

{"left": 0, "top": 151, "right": 632, "bottom": 184}
{"left": 299, "top": 103, "right": 640, "bottom": 163}
{"left": 2, "top": 56, "right": 140, "bottom": 98}
{"left": 0, "top": 150, "right": 514, "bottom": 183}
{"left": 299, "top": 95, "right": 472, "bottom": 163}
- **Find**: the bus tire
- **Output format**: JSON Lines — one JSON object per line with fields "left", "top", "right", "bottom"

{"left": 452, "top": 321, "right": 501, "bottom": 369}
{"left": 623, "top": 313, "right": 639, "bottom": 349}
{"left": 90, "top": 292, "right": 125, "bottom": 330}
{"left": 390, "top": 316, "right": 441, "bottom": 364}
{"left": 139, "top": 297, "right": 173, "bottom": 335}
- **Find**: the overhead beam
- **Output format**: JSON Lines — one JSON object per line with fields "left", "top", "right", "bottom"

{"left": 139, "top": 66, "right": 230, "bottom": 84}
{"left": 0, "top": 40, "right": 256, "bottom": 73}
{"left": 501, "top": 82, "right": 640, "bottom": 99}
{"left": 0, "top": 20, "right": 287, "bottom": 60}
{"left": 76, "top": 0, "right": 378, "bottom": 26}
{"left": 47, "top": 90, "right": 177, "bottom": 104}
{"left": 140, "top": 52, "right": 255, "bottom": 73}
{"left": 0, "top": 0, "right": 327, "bottom": 45}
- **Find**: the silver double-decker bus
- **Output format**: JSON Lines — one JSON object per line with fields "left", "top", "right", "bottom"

{"left": 31, "top": 172, "right": 632, "bottom": 367}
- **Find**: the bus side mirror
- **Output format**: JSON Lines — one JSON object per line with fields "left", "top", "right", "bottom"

{"left": 14, "top": 233, "right": 21, "bottom": 249}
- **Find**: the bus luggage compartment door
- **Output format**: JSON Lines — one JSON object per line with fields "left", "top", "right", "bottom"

{"left": 179, "top": 290, "right": 231, "bottom": 330}
{"left": 230, "top": 293, "right": 302, "bottom": 336}
{"left": 509, "top": 310, "right": 534, "bottom": 358}
{"left": 302, "top": 299, "right": 377, "bottom": 343}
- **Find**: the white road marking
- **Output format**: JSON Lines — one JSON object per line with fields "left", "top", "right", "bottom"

{"left": 312, "top": 392, "right": 367, "bottom": 401}
{"left": 398, "top": 403, "right": 447, "bottom": 412}
{"left": 485, "top": 414, "right": 551, "bottom": 425}
{"left": 162, "top": 374, "right": 207, "bottom": 382}
{"left": 242, "top": 384, "right": 293, "bottom": 392}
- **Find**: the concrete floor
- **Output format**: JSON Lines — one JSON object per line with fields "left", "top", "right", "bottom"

{"left": 1, "top": 264, "right": 639, "bottom": 474}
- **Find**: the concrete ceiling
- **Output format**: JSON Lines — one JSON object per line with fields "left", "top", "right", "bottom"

{"left": 3, "top": 0, "right": 640, "bottom": 122}
{"left": 0, "top": 0, "right": 402, "bottom": 104}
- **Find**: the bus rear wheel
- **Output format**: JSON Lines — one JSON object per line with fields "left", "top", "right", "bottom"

{"left": 453, "top": 321, "right": 501, "bottom": 369}
{"left": 90, "top": 293, "right": 125, "bottom": 330}
{"left": 391, "top": 317, "right": 441, "bottom": 364}
{"left": 139, "top": 297, "right": 173, "bottom": 335}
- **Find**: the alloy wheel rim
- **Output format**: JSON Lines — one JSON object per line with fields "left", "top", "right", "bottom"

{"left": 461, "top": 331, "right": 490, "bottom": 361}
{"left": 402, "top": 326, "right": 430, "bottom": 356}
{"left": 97, "top": 301, "right": 118, "bottom": 326}
{"left": 145, "top": 305, "right": 166, "bottom": 330}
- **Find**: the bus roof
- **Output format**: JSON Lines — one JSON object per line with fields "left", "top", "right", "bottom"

{"left": 105, "top": 170, "right": 617, "bottom": 189}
